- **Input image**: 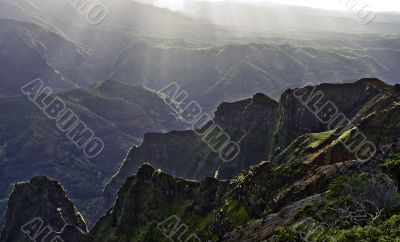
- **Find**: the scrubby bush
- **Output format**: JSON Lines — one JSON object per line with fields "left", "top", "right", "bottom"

{"left": 324, "top": 173, "right": 400, "bottom": 227}
{"left": 326, "top": 215, "right": 400, "bottom": 242}
{"left": 381, "top": 153, "right": 400, "bottom": 187}
{"left": 272, "top": 226, "right": 301, "bottom": 242}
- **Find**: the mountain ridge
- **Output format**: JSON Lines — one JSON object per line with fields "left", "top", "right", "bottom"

{"left": 104, "top": 78, "right": 391, "bottom": 211}
{"left": 2, "top": 78, "right": 400, "bottom": 241}
{"left": 0, "top": 79, "right": 186, "bottom": 226}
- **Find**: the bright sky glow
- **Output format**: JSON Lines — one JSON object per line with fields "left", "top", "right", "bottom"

{"left": 259, "top": 0, "right": 400, "bottom": 12}
{"left": 145, "top": 0, "right": 400, "bottom": 12}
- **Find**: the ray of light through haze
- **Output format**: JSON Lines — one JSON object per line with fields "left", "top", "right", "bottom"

{"left": 138, "top": 0, "right": 400, "bottom": 12}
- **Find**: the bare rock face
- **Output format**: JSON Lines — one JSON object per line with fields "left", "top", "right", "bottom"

{"left": 91, "top": 158, "right": 375, "bottom": 241}
{"left": 88, "top": 164, "right": 223, "bottom": 241}
{"left": 104, "top": 93, "right": 279, "bottom": 209}
{"left": 222, "top": 194, "right": 323, "bottom": 242}
{"left": 96, "top": 79, "right": 400, "bottom": 241}
{"left": 0, "top": 177, "right": 87, "bottom": 242}
{"left": 5, "top": 79, "right": 400, "bottom": 242}
{"left": 274, "top": 78, "right": 389, "bottom": 150}
{"left": 276, "top": 79, "right": 400, "bottom": 167}
{"left": 104, "top": 79, "right": 391, "bottom": 211}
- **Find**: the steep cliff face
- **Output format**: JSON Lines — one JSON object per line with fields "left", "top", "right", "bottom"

{"left": 217, "top": 83, "right": 400, "bottom": 241}
{"left": 105, "top": 79, "right": 390, "bottom": 211}
{"left": 275, "top": 81, "right": 400, "bottom": 167}
{"left": 274, "top": 78, "right": 389, "bottom": 150}
{"left": 89, "top": 164, "right": 223, "bottom": 241}
{"left": 3, "top": 79, "right": 400, "bottom": 242}
{"left": 216, "top": 93, "right": 279, "bottom": 178}
{"left": 104, "top": 93, "right": 279, "bottom": 209}
{"left": 5, "top": 157, "right": 396, "bottom": 241}
{"left": 0, "top": 177, "right": 87, "bottom": 242}
{"left": 95, "top": 131, "right": 400, "bottom": 242}
{"left": 91, "top": 160, "right": 380, "bottom": 241}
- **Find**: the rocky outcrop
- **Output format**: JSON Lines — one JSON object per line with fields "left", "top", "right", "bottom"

{"left": 278, "top": 81, "right": 400, "bottom": 167}
{"left": 4, "top": 79, "right": 399, "bottom": 242}
{"left": 89, "top": 164, "right": 223, "bottom": 241}
{"left": 92, "top": 159, "right": 377, "bottom": 241}
{"left": 274, "top": 78, "right": 389, "bottom": 150}
{"left": 222, "top": 194, "right": 324, "bottom": 242}
{"left": 104, "top": 93, "right": 279, "bottom": 209}
{"left": 0, "top": 177, "right": 87, "bottom": 242}
{"left": 105, "top": 78, "right": 390, "bottom": 211}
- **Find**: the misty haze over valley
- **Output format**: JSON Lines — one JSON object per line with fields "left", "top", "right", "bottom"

{"left": 0, "top": 0, "right": 400, "bottom": 241}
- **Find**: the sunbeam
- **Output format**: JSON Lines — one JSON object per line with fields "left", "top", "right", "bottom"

{"left": 138, "top": 0, "right": 400, "bottom": 12}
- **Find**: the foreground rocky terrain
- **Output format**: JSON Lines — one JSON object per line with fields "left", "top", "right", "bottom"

{"left": 1, "top": 79, "right": 400, "bottom": 241}
{"left": 0, "top": 177, "right": 87, "bottom": 242}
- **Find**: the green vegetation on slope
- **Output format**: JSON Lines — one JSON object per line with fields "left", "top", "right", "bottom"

{"left": 381, "top": 153, "right": 400, "bottom": 185}
{"left": 273, "top": 169, "right": 400, "bottom": 242}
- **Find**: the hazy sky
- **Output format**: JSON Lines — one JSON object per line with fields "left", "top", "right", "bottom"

{"left": 259, "top": 0, "right": 400, "bottom": 11}
{"left": 147, "top": 0, "right": 400, "bottom": 12}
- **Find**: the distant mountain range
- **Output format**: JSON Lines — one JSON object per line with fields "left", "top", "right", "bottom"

{"left": 0, "top": 19, "right": 104, "bottom": 96}
{"left": 1, "top": 1, "right": 400, "bottom": 108}
{"left": 109, "top": 38, "right": 400, "bottom": 110}
{"left": 178, "top": 0, "right": 400, "bottom": 35}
